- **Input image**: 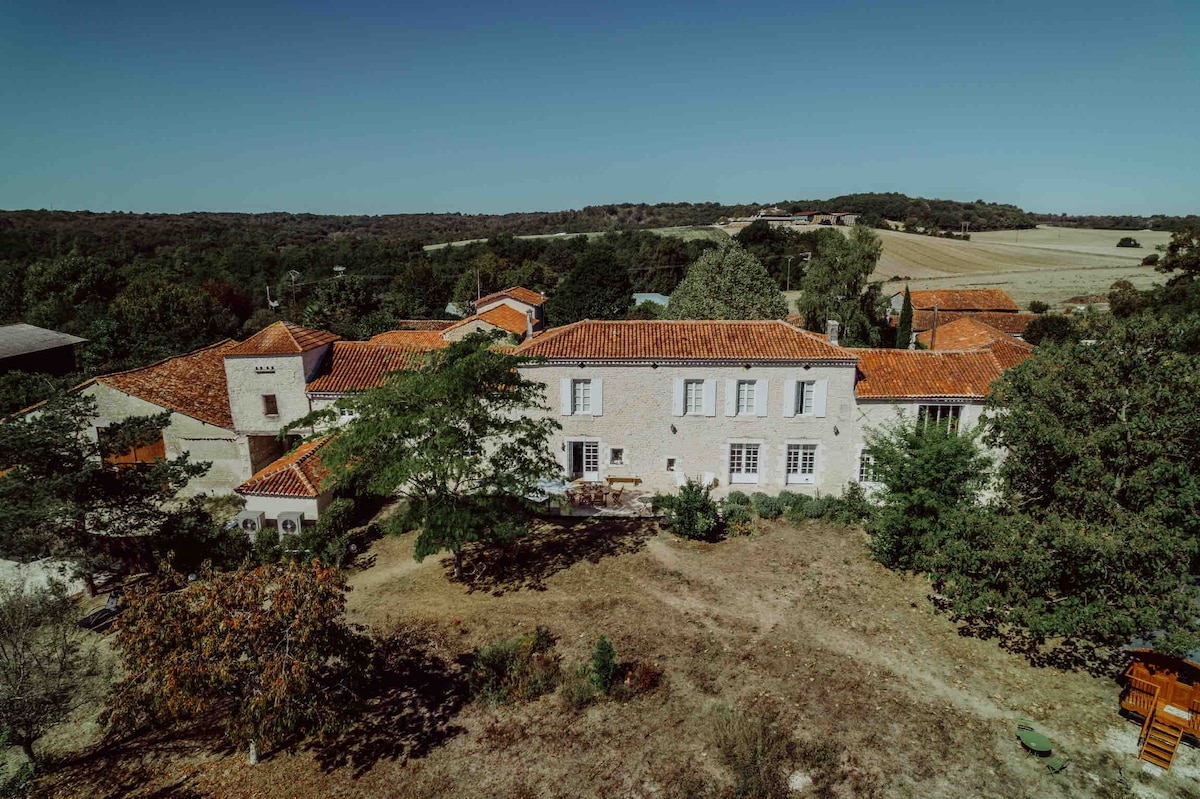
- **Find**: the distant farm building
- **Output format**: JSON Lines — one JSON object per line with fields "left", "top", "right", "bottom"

{"left": 890, "top": 289, "right": 1039, "bottom": 341}
{"left": 0, "top": 323, "right": 87, "bottom": 376}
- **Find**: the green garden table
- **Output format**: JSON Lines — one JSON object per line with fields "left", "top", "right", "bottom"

{"left": 1016, "top": 728, "right": 1052, "bottom": 756}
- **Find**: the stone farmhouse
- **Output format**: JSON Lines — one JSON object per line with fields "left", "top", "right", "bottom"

{"left": 59, "top": 286, "right": 1027, "bottom": 534}
{"left": 889, "top": 288, "right": 1041, "bottom": 340}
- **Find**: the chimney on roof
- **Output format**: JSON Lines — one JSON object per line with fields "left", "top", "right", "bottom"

{"left": 526, "top": 310, "right": 534, "bottom": 341}
{"left": 825, "top": 319, "right": 840, "bottom": 346}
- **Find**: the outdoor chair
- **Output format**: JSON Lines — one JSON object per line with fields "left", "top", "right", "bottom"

{"left": 1044, "top": 756, "right": 1070, "bottom": 774}
{"left": 610, "top": 487, "right": 625, "bottom": 507}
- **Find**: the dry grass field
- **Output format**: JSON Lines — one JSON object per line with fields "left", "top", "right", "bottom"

{"left": 33, "top": 517, "right": 1200, "bottom": 799}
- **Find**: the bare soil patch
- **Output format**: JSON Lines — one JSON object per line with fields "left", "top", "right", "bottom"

{"left": 31, "top": 518, "right": 1198, "bottom": 798}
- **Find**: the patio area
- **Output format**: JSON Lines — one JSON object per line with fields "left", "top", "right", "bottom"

{"left": 531, "top": 477, "right": 657, "bottom": 519}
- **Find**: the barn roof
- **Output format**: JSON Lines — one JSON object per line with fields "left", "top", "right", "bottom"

{"left": 0, "top": 324, "right": 87, "bottom": 360}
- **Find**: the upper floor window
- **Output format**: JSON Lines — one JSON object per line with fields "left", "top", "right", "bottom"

{"left": 918, "top": 404, "right": 961, "bottom": 431}
{"left": 735, "top": 380, "right": 756, "bottom": 415}
{"left": 795, "top": 381, "right": 816, "bottom": 415}
{"left": 571, "top": 379, "right": 591, "bottom": 414}
{"left": 262, "top": 394, "right": 279, "bottom": 416}
{"left": 684, "top": 379, "right": 704, "bottom": 415}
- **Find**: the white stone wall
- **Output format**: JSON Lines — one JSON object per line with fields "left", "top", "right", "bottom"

{"left": 519, "top": 361, "right": 860, "bottom": 497}
{"left": 443, "top": 318, "right": 516, "bottom": 342}
{"left": 240, "top": 493, "right": 326, "bottom": 521}
{"left": 223, "top": 354, "right": 314, "bottom": 435}
{"left": 478, "top": 296, "right": 539, "bottom": 323}
{"left": 82, "top": 383, "right": 245, "bottom": 495}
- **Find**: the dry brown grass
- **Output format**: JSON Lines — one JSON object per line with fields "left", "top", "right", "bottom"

{"left": 30, "top": 517, "right": 1200, "bottom": 798}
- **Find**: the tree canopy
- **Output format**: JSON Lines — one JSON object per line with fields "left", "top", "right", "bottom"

{"left": 103, "top": 561, "right": 369, "bottom": 764}
{"left": 792, "top": 225, "right": 888, "bottom": 346}
{"left": 665, "top": 241, "right": 788, "bottom": 320}
{"left": 0, "top": 393, "right": 209, "bottom": 593}
{"left": 288, "top": 332, "right": 561, "bottom": 578}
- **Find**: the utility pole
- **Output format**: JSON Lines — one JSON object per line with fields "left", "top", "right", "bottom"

{"left": 287, "top": 270, "right": 301, "bottom": 310}
{"left": 930, "top": 304, "right": 939, "bottom": 350}
{"left": 785, "top": 256, "right": 794, "bottom": 292}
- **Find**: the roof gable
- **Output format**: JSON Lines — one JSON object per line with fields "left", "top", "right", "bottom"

{"left": 0, "top": 324, "right": 88, "bottom": 359}
{"left": 235, "top": 437, "right": 331, "bottom": 498}
{"left": 854, "top": 348, "right": 1016, "bottom": 400}
{"left": 96, "top": 340, "right": 240, "bottom": 428}
{"left": 224, "top": 321, "right": 340, "bottom": 356}
{"left": 476, "top": 286, "right": 546, "bottom": 309}
{"left": 445, "top": 304, "right": 530, "bottom": 337}
{"left": 514, "top": 320, "right": 854, "bottom": 361}
{"left": 917, "top": 316, "right": 1034, "bottom": 352}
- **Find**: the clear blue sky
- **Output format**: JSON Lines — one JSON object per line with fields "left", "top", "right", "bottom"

{"left": 1, "top": 0, "right": 1197, "bottom": 215}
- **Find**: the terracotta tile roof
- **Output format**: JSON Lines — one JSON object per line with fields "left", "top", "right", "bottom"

{"left": 367, "top": 330, "right": 452, "bottom": 348}
{"left": 917, "top": 317, "right": 1034, "bottom": 352}
{"left": 904, "top": 289, "right": 1020, "bottom": 313}
{"left": 445, "top": 304, "right": 531, "bottom": 337}
{"left": 224, "top": 321, "right": 340, "bottom": 356}
{"left": 513, "top": 320, "right": 855, "bottom": 361}
{"left": 476, "top": 286, "right": 546, "bottom": 309}
{"left": 906, "top": 310, "right": 1039, "bottom": 335}
{"left": 235, "top": 437, "right": 331, "bottom": 498}
{"left": 855, "top": 349, "right": 1015, "bottom": 399}
{"left": 306, "top": 342, "right": 432, "bottom": 394}
{"left": 386, "top": 320, "right": 455, "bottom": 331}
{"left": 96, "top": 340, "right": 240, "bottom": 429}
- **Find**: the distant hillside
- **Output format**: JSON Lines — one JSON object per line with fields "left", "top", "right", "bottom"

{"left": 1030, "top": 212, "right": 1200, "bottom": 232}
{"left": 0, "top": 193, "right": 1037, "bottom": 252}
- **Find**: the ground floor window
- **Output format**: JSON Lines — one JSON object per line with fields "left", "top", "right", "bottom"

{"left": 858, "top": 450, "right": 878, "bottom": 484}
{"left": 609, "top": 447, "right": 625, "bottom": 466}
{"left": 785, "top": 443, "right": 817, "bottom": 484}
{"left": 729, "top": 443, "right": 760, "bottom": 483}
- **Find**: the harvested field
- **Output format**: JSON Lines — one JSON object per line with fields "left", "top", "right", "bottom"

{"left": 34, "top": 517, "right": 1199, "bottom": 798}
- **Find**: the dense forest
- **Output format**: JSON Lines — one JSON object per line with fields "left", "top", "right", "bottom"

{"left": 1030, "top": 212, "right": 1200, "bottom": 231}
{"left": 773, "top": 193, "right": 1036, "bottom": 233}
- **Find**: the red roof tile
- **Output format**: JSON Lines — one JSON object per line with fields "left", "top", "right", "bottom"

{"left": 917, "top": 317, "right": 1034, "bottom": 352}
{"left": 386, "top": 320, "right": 455, "bottom": 331}
{"left": 224, "top": 321, "right": 340, "bottom": 356}
{"left": 97, "top": 340, "right": 240, "bottom": 429}
{"left": 906, "top": 310, "right": 1039, "bottom": 335}
{"left": 306, "top": 342, "right": 432, "bottom": 394}
{"left": 514, "top": 320, "right": 854, "bottom": 361}
{"left": 367, "top": 330, "right": 452, "bottom": 348}
{"left": 905, "top": 289, "right": 1020, "bottom": 313}
{"left": 855, "top": 349, "right": 1013, "bottom": 399}
{"left": 236, "top": 437, "right": 331, "bottom": 498}
{"left": 476, "top": 286, "right": 546, "bottom": 309}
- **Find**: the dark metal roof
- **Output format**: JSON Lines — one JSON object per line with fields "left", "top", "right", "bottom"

{"left": 0, "top": 324, "right": 87, "bottom": 360}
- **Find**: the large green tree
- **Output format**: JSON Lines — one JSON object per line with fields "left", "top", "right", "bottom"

{"left": 665, "top": 241, "right": 787, "bottom": 320}
{"left": 103, "top": 561, "right": 369, "bottom": 764}
{"left": 545, "top": 249, "right": 631, "bottom": 325}
{"left": 792, "top": 225, "right": 888, "bottom": 346}
{"left": 1156, "top": 224, "right": 1200, "bottom": 285}
{"left": 288, "top": 332, "right": 561, "bottom": 579}
{"left": 0, "top": 393, "right": 209, "bottom": 594}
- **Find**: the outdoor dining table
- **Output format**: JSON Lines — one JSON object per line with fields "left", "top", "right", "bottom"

{"left": 1016, "top": 728, "right": 1052, "bottom": 756}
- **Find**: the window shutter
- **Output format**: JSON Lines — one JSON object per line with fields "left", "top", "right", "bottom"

{"left": 755, "top": 379, "right": 768, "bottom": 417}
{"left": 560, "top": 378, "right": 572, "bottom": 416}
{"left": 724, "top": 380, "right": 737, "bottom": 416}
{"left": 813, "top": 379, "right": 828, "bottom": 418}
{"left": 592, "top": 379, "right": 604, "bottom": 416}
{"left": 782, "top": 379, "right": 797, "bottom": 418}
{"left": 672, "top": 379, "right": 685, "bottom": 416}
{"left": 703, "top": 379, "right": 717, "bottom": 416}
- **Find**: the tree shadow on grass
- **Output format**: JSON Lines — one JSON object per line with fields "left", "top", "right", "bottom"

{"left": 42, "top": 712, "right": 229, "bottom": 799}
{"left": 446, "top": 518, "right": 657, "bottom": 595}
{"left": 306, "top": 625, "right": 470, "bottom": 778}
{"left": 950, "top": 610, "right": 1125, "bottom": 677}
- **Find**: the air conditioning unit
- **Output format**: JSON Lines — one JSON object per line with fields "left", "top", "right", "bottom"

{"left": 236, "top": 510, "right": 266, "bottom": 539}
{"left": 277, "top": 512, "right": 305, "bottom": 541}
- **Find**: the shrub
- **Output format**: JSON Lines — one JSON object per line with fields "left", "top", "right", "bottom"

{"left": 470, "top": 626, "right": 561, "bottom": 704}
{"left": 560, "top": 664, "right": 597, "bottom": 710}
{"left": 712, "top": 705, "right": 793, "bottom": 799}
{"left": 1116, "top": 236, "right": 1141, "bottom": 248}
{"left": 252, "top": 527, "right": 281, "bottom": 565}
{"left": 1142, "top": 252, "right": 1160, "bottom": 266}
{"left": 776, "top": 490, "right": 805, "bottom": 512}
{"left": 751, "top": 493, "right": 784, "bottom": 520}
{"left": 828, "top": 482, "right": 874, "bottom": 525}
{"left": 653, "top": 482, "right": 723, "bottom": 541}
{"left": 590, "top": 636, "right": 618, "bottom": 693}
{"left": 622, "top": 661, "right": 664, "bottom": 695}
{"left": 722, "top": 502, "right": 753, "bottom": 534}
{"left": 725, "top": 490, "right": 751, "bottom": 507}
{"left": 1028, "top": 300, "right": 1050, "bottom": 314}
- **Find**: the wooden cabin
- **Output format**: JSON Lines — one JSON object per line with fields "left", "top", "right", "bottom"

{"left": 1120, "top": 650, "right": 1200, "bottom": 771}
